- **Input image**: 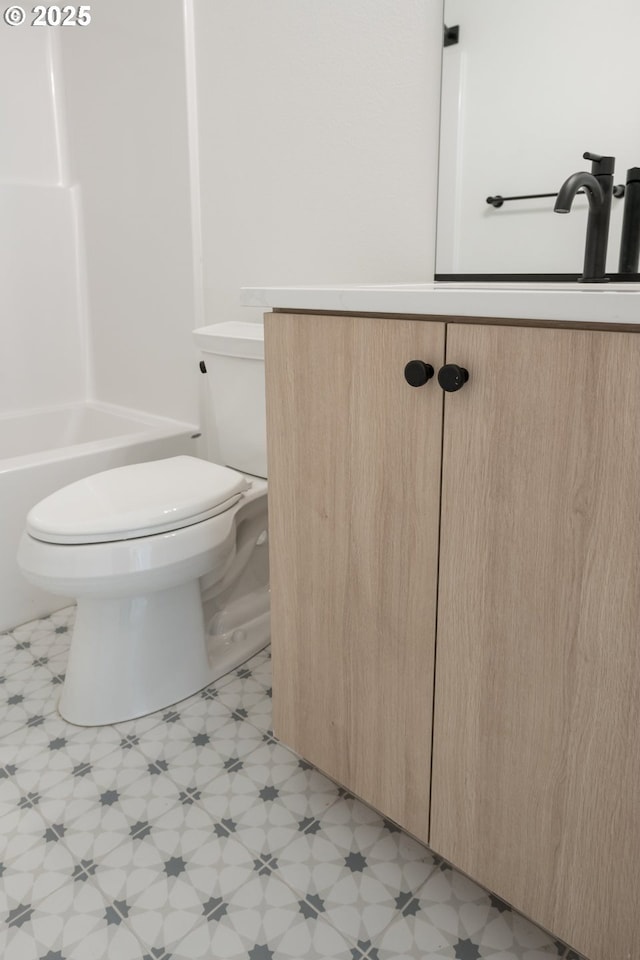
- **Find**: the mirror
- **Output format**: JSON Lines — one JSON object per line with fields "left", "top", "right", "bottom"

{"left": 436, "top": 0, "right": 640, "bottom": 280}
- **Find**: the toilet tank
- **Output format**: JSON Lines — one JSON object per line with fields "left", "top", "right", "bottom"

{"left": 193, "top": 321, "right": 267, "bottom": 478}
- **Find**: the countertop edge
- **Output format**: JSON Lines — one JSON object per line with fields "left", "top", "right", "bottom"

{"left": 240, "top": 284, "right": 640, "bottom": 326}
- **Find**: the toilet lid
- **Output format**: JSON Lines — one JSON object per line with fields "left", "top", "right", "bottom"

{"left": 26, "top": 456, "right": 250, "bottom": 545}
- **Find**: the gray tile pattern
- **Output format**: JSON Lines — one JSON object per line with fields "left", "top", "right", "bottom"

{"left": 0, "top": 608, "right": 584, "bottom": 960}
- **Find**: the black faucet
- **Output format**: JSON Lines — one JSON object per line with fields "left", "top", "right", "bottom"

{"left": 618, "top": 167, "right": 640, "bottom": 274}
{"left": 554, "top": 151, "right": 615, "bottom": 282}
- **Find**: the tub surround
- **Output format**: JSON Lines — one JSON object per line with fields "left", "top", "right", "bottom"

{"left": 260, "top": 291, "right": 640, "bottom": 960}
{"left": 0, "top": 402, "right": 198, "bottom": 475}
{"left": 241, "top": 280, "right": 640, "bottom": 326}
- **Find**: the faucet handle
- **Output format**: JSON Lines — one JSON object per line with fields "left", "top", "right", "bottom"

{"left": 583, "top": 151, "right": 615, "bottom": 175}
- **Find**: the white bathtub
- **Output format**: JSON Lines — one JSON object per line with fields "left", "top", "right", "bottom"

{"left": 0, "top": 401, "right": 201, "bottom": 631}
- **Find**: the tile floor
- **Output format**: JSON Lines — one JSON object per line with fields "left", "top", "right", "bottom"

{"left": 0, "top": 606, "right": 585, "bottom": 960}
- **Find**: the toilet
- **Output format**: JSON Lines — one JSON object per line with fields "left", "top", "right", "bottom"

{"left": 17, "top": 321, "right": 270, "bottom": 726}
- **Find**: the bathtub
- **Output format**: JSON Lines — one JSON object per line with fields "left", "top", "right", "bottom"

{"left": 0, "top": 401, "right": 201, "bottom": 631}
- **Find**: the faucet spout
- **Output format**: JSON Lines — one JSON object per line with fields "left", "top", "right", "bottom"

{"left": 554, "top": 152, "right": 615, "bottom": 282}
{"left": 554, "top": 172, "right": 604, "bottom": 213}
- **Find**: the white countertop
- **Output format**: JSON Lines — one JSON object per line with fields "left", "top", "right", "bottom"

{"left": 241, "top": 282, "right": 640, "bottom": 326}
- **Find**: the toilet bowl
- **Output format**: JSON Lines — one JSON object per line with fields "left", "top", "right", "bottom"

{"left": 18, "top": 456, "right": 269, "bottom": 725}
{"left": 17, "top": 321, "right": 270, "bottom": 726}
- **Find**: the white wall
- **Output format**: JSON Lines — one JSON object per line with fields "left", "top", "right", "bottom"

{"left": 2, "top": 3, "right": 443, "bottom": 425}
{"left": 0, "top": 29, "right": 85, "bottom": 414}
{"left": 59, "top": 1, "right": 198, "bottom": 424}
{"left": 192, "top": 0, "right": 444, "bottom": 327}
{"left": 438, "top": 0, "right": 640, "bottom": 275}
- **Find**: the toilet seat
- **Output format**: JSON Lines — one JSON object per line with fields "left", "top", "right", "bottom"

{"left": 19, "top": 476, "right": 267, "bottom": 600}
{"left": 26, "top": 455, "right": 249, "bottom": 545}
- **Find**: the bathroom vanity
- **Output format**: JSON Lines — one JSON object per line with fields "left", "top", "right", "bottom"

{"left": 245, "top": 284, "right": 640, "bottom": 960}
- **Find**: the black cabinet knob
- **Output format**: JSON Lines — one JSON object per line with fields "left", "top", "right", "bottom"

{"left": 437, "top": 364, "right": 469, "bottom": 392}
{"left": 404, "top": 360, "right": 434, "bottom": 387}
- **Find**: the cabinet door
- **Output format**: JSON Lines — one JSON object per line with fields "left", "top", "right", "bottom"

{"left": 431, "top": 322, "right": 640, "bottom": 960}
{"left": 265, "top": 313, "right": 444, "bottom": 839}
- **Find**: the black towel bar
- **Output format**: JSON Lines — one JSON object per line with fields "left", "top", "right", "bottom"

{"left": 487, "top": 186, "right": 625, "bottom": 208}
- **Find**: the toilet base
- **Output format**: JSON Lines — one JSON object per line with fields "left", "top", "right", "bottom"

{"left": 205, "top": 611, "right": 270, "bottom": 687}
{"left": 58, "top": 583, "right": 270, "bottom": 726}
{"left": 204, "top": 586, "right": 270, "bottom": 687}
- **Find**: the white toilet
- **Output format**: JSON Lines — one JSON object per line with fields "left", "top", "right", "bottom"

{"left": 17, "top": 321, "right": 270, "bottom": 726}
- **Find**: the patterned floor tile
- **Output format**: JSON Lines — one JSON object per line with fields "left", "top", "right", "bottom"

{"left": 0, "top": 807, "right": 75, "bottom": 906}
{"left": 110, "top": 706, "right": 180, "bottom": 747}
{"left": 34, "top": 743, "right": 185, "bottom": 858}
{"left": 415, "top": 865, "right": 498, "bottom": 943}
{"left": 375, "top": 916, "right": 458, "bottom": 959}
{"left": 135, "top": 685, "right": 265, "bottom": 754}
{"left": 91, "top": 801, "right": 258, "bottom": 951}
{"left": 0, "top": 748, "right": 73, "bottom": 826}
{"left": 196, "top": 739, "right": 343, "bottom": 859}
{"left": 275, "top": 795, "right": 436, "bottom": 945}
{"left": 1, "top": 618, "right": 41, "bottom": 642}
{"left": 22, "top": 616, "right": 73, "bottom": 673}
{"left": 319, "top": 794, "right": 409, "bottom": 856}
{"left": 238, "top": 646, "right": 272, "bottom": 689}
{"left": 0, "top": 702, "right": 109, "bottom": 766}
{"left": 0, "top": 692, "right": 171, "bottom": 785}
{"left": 1, "top": 607, "right": 73, "bottom": 678}
{"left": 213, "top": 672, "right": 273, "bottom": 733}
{"left": 0, "top": 805, "right": 51, "bottom": 854}
{"left": 0, "top": 673, "right": 60, "bottom": 740}
{"left": 0, "top": 639, "right": 53, "bottom": 683}
{"left": 173, "top": 872, "right": 355, "bottom": 960}
{"left": 0, "top": 610, "right": 586, "bottom": 960}
{"left": 0, "top": 876, "right": 145, "bottom": 960}
{"left": 0, "top": 742, "right": 53, "bottom": 824}
{"left": 213, "top": 646, "right": 272, "bottom": 693}
{"left": 374, "top": 864, "right": 565, "bottom": 960}
{"left": 505, "top": 910, "right": 568, "bottom": 956}
{"left": 132, "top": 704, "right": 269, "bottom": 818}
{"left": 1, "top": 727, "right": 148, "bottom": 826}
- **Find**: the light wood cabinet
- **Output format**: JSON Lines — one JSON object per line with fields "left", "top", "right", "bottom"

{"left": 264, "top": 312, "right": 640, "bottom": 960}
{"left": 264, "top": 313, "right": 444, "bottom": 839}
